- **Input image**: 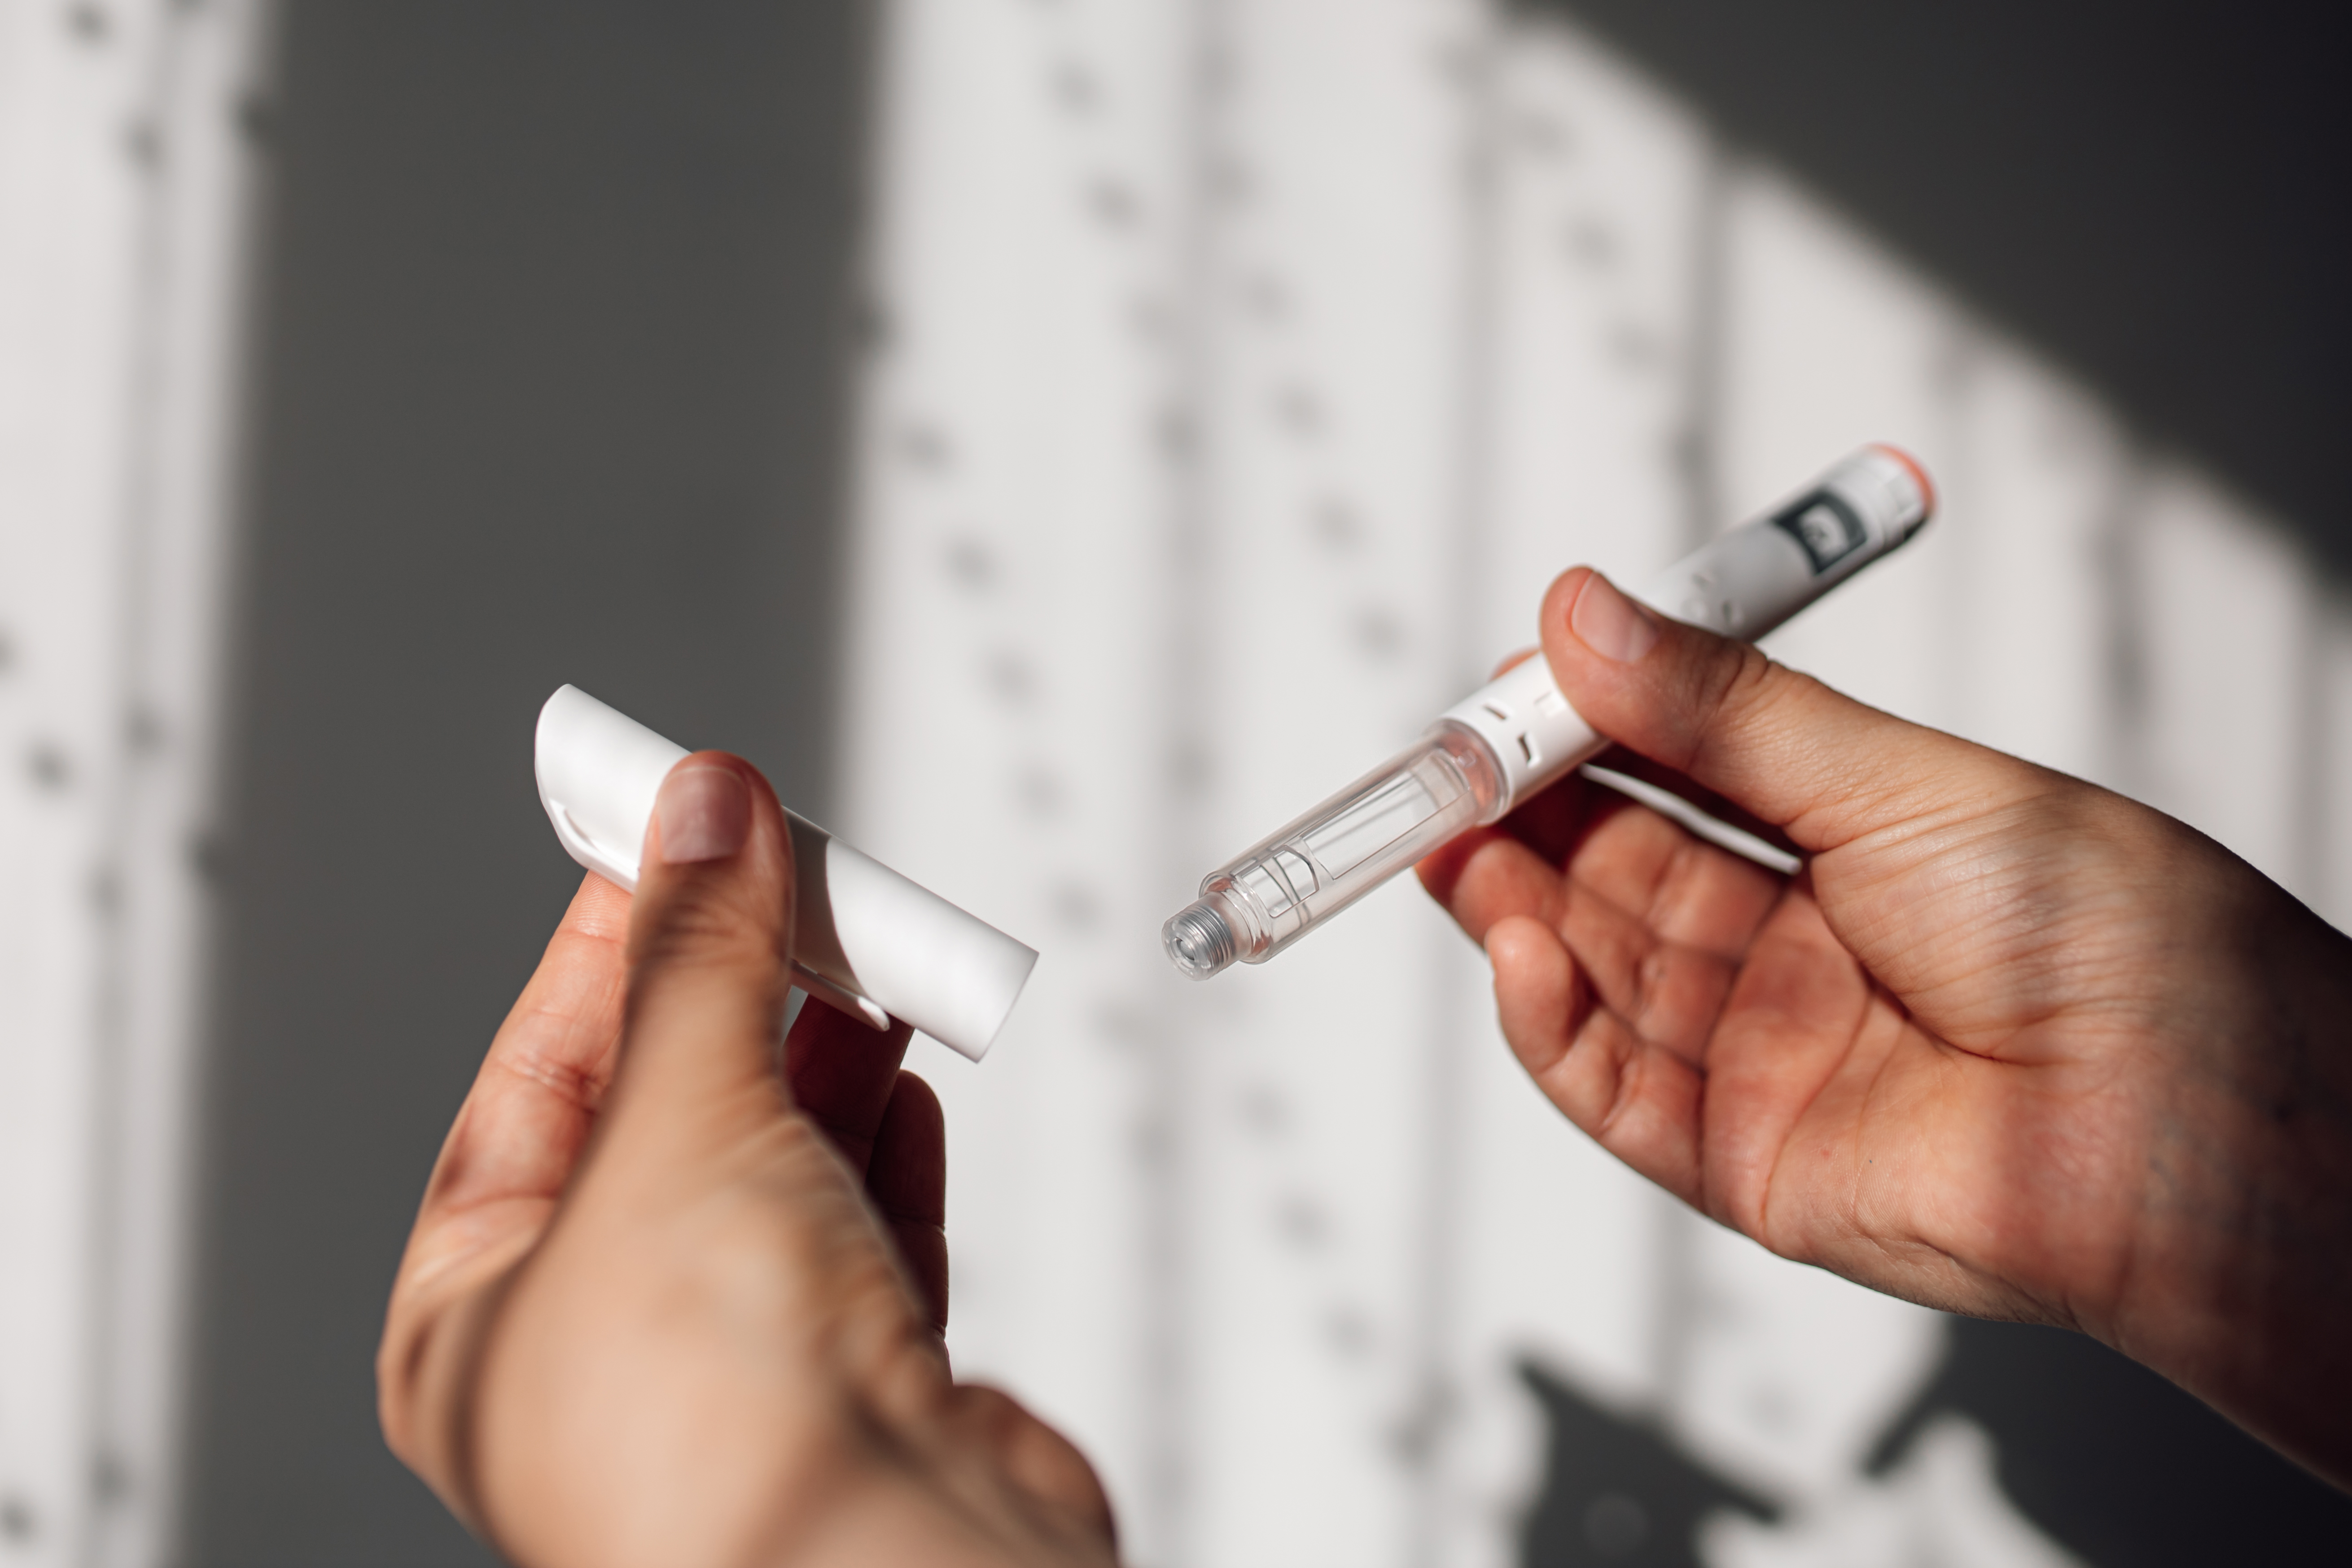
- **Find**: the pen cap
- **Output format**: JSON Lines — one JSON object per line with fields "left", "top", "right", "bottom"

{"left": 533, "top": 685, "right": 1036, "bottom": 1062}
{"left": 535, "top": 684, "right": 690, "bottom": 890}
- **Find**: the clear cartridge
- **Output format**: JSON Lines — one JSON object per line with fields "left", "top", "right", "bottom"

{"left": 1162, "top": 445, "right": 1935, "bottom": 980}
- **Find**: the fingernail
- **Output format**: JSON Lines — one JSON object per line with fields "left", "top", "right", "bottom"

{"left": 656, "top": 765, "right": 751, "bottom": 864}
{"left": 1570, "top": 572, "right": 1660, "bottom": 663}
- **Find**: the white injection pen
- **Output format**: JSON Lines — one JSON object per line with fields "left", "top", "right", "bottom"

{"left": 1162, "top": 445, "right": 1936, "bottom": 980}
{"left": 535, "top": 685, "right": 1038, "bottom": 1061}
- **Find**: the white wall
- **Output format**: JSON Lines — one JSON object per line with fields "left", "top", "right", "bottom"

{"left": 0, "top": 1, "right": 268, "bottom": 1563}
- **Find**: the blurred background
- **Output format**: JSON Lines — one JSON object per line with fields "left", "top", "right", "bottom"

{"left": 3, "top": 1, "right": 2349, "bottom": 1565}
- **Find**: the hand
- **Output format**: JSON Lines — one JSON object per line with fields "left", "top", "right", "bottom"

{"left": 379, "top": 753, "right": 1116, "bottom": 1568}
{"left": 1418, "top": 568, "right": 2352, "bottom": 1485}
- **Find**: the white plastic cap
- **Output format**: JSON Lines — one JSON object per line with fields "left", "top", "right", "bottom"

{"left": 536, "top": 684, "right": 691, "bottom": 891}
{"left": 534, "top": 685, "right": 1036, "bottom": 1062}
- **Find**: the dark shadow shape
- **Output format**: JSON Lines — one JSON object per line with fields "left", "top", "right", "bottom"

{"left": 1524, "top": 0, "right": 2352, "bottom": 574}
{"left": 184, "top": 2, "right": 869, "bottom": 1562}
{"left": 1516, "top": 1358, "right": 1778, "bottom": 1567}
{"left": 1867, "top": 1316, "right": 2352, "bottom": 1567}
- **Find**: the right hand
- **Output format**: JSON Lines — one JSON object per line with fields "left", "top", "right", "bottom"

{"left": 1418, "top": 567, "right": 2352, "bottom": 1486}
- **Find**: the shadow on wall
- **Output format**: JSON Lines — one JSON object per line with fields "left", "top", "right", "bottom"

{"left": 1532, "top": 0, "right": 2352, "bottom": 576}
{"left": 1864, "top": 1320, "right": 2352, "bottom": 1565}
{"left": 184, "top": 3, "right": 868, "bottom": 1563}
{"left": 1517, "top": 1321, "right": 2352, "bottom": 1567}
{"left": 1517, "top": 1362, "right": 1777, "bottom": 1567}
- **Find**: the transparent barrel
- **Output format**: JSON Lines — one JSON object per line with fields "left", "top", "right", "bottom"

{"left": 1163, "top": 722, "right": 1505, "bottom": 979}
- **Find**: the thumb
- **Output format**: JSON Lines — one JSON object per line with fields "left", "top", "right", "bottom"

{"left": 1540, "top": 567, "right": 2026, "bottom": 851}
{"left": 608, "top": 751, "right": 798, "bottom": 1138}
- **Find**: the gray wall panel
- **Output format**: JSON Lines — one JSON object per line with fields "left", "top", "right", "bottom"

{"left": 184, "top": 4, "right": 867, "bottom": 1561}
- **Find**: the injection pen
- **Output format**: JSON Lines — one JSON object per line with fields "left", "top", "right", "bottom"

{"left": 1161, "top": 445, "right": 1936, "bottom": 980}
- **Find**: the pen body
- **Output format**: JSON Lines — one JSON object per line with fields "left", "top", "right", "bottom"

{"left": 1164, "top": 446, "right": 1934, "bottom": 979}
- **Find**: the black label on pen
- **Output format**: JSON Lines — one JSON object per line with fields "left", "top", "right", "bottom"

{"left": 1771, "top": 488, "right": 1866, "bottom": 574}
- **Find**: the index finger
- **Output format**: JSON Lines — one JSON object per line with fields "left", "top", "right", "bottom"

{"left": 411, "top": 872, "right": 632, "bottom": 1241}
{"left": 378, "top": 870, "right": 631, "bottom": 1515}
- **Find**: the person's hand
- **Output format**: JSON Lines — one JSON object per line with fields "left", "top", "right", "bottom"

{"left": 1418, "top": 568, "right": 2352, "bottom": 1485}
{"left": 379, "top": 753, "right": 1115, "bottom": 1567}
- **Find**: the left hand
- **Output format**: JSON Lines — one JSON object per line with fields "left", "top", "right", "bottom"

{"left": 377, "top": 751, "right": 1115, "bottom": 1568}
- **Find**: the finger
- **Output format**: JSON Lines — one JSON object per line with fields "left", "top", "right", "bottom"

{"left": 784, "top": 997, "right": 916, "bottom": 1176}
{"left": 412, "top": 872, "right": 632, "bottom": 1240}
{"left": 1547, "top": 811, "right": 1784, "bottom": 1066}
{"left": 1415, "top": 766, "right": 1632, "bottom": 929}
{"left": 1564, "top": 793, "right": 1789, "bottom": 961}
{"left": 1426, "top": 788, "right": 1785, "bottom": 1066}
{"left": 942, "top": 1385, "right": 1118, "bottom": 1544}
{"left": 382, "top": 870, "right": 631, "bottom": 1498}
{"left": 606, "top": 752, "right": 797, "bottom": 1150}
{"left": 1537, "top": 568, "right": 2044, "bottom": 851}
{"left": 867, "top": 1072, "right": 947, "bottom": 1331}
{"left": 1418, "top": 825, "right": 1568, "bottom": 943}
{"left": 1487, "top": 915, "right": 1702, "bottom": 1206}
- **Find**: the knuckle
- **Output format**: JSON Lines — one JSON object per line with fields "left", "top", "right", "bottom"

{"left": 1595, "top": 1027, "right": 1647, "bottom": 1138}
{"left": 632, "top": 879, "right": 782, "bottom": 974}
{"left": 1686, "top": 642, "right": 1799, "bottom": 770}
